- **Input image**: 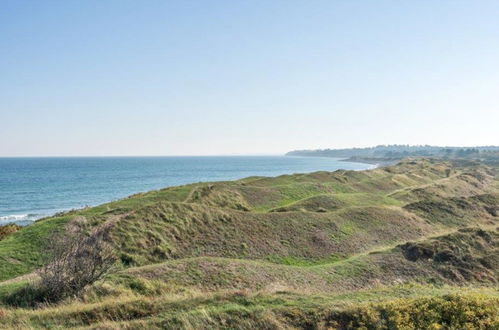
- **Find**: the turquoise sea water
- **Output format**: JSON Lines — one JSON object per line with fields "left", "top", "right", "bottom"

{"left": 0, "top": 156, "right": 372, "bottom": 225}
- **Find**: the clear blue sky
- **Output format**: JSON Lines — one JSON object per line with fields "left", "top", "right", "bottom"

{"left": 1, "top": 1, "right": 498, "bottom": 156}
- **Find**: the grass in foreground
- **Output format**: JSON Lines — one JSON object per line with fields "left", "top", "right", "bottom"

{"left": 0, "top": 284, "right": 497, "bottom": 329}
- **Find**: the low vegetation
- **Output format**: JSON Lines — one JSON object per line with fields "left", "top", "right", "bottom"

{"left": 5, "top": 222, "right": 116, "bottom": 307}
{"left": 0, "top": 223, "right": 20, "bottom": 241}
{"left": 0, "top": 158, "right": 497, "bottom": 328}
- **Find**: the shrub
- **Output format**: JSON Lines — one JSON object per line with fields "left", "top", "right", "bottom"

{"left": 0, "top": 224, "right": 21, "bottom": 240}
{"left": 325, "top": 294, "right": 499, "bottom": 329}
{"left": 6, "top": 223, "right": 117, "bottom": 307}
{"left": 37, "top": 224, "right": 117, "bottom": 303}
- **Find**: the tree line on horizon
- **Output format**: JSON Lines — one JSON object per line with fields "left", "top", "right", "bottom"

{"left": 286, "top": 145, "right": 499, "bottom": 159}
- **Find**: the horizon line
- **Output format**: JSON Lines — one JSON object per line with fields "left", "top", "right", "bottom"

{"left": 0, "top": 153, "right": 288, "bottom": 158}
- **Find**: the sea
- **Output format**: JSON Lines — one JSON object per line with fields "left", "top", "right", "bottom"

{"left": 0, "top": 156, "right": 373, "bottom": 225}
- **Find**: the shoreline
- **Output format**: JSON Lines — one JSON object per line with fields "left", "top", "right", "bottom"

{"left": 1, "top": 158, "right": 374, "bottom": 227}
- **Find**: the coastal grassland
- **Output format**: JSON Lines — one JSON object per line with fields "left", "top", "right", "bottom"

{"left": 0, "top": 227, "right": 497, "bottom": 328}
{"left": 0, "top": 184, "right": 195, "bottom": 281}
{"left": 105, "top": 227, "right": 498, "bottom": 294}
{"left": 0, "top": 158, "right": 498, "bottom": 328}
{"left": 0, "top": 285, "right": 496, "bottom": 329}
{"left": 0, "top": 159, "right": 496, "bottom": 277}
{"left": 0, "top": 216, "right": 70, "bottom": 281}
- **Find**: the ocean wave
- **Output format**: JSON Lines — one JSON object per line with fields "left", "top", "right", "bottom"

{"left": 0, "top": 213, "right": 38, "bottom": 225}
{"left": 0, "top": 214, "right": 29, "bottom": 221}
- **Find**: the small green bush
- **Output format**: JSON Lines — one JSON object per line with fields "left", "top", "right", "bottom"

{"left": 326, "top": 294, "right": 499, "bottom": 329}
{"left": 0, "top": 224, "right": 21, "bottom": 241}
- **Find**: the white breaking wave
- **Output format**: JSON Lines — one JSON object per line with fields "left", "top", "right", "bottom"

{"left": 0, "top": 214, "right": 38, "bottom": 225}
{"left": 0, "top": 214, "right": 29, "bottom": 221}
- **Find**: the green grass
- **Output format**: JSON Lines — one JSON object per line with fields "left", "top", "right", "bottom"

{"left": 0, "top": 284, "right": 496, "bottom": 329}
{"left": 0, "top": 158, "right": 497, "bottom": 328}
{"left": 0, "top": 215, "right": 70, "bottom": 281}
{"left": 0, "top": 159, "right": 496, "bottom": 282}
{"left": 264, "top": 254, "right": 348, "bottom": 266}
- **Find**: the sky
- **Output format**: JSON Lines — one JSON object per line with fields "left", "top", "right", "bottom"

{"left": 1, "top": 1, "right": 498, "bottom": 156}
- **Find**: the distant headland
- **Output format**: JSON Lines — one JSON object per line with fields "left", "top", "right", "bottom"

{"left": 286, "top": 145, "right": 499, "bottom": 165}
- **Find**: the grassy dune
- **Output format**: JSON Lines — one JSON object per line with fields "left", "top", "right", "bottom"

{"left": 0, "top": 158, "right": 498, "bottom": 329}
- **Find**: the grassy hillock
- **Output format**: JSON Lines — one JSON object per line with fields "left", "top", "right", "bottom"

{"left": 0, "top": 158, "right": 498, "bottom": 329}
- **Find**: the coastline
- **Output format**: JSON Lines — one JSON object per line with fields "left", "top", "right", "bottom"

{"left": 0, "top": 156, "right": 373, "bottom": 227}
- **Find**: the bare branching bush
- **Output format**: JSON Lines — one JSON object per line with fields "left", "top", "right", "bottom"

{"left": 36, "top": 223, "right": 117, "bottom": 303}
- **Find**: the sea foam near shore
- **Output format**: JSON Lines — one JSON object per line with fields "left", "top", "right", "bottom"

{"left": 0, "top": 213, "right": 40, "bottom": 226}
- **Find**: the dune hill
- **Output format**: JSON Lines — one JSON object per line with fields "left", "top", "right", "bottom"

{"left": 0, "top": 158, "right": 497, "bottom": 329}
